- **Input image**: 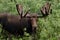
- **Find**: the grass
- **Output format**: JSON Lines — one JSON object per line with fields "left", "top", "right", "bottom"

{"left": 0, "top": 0, "right": 60, "bottom": 40}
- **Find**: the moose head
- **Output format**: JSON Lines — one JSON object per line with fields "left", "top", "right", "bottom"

{"left": 15, "top": 4, "right": 44, "bottom": 35}
{"left": 25, "top": 13, "right": 38, "bottom": 34}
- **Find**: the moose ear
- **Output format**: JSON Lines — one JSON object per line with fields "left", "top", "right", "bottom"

{"left": 23, "top": 9, "right": 31, "bottom": 17}
{"left": 16, "top": 4, "right": 23, "bottom": 18}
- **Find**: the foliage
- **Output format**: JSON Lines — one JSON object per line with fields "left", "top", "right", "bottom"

{"left": 0, "top": 0, "right": 60, "bottom": 40}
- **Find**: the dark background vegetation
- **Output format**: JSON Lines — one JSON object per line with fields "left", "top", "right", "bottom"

{"left": 0, "top": 0, "right": 60, "bottom": 40}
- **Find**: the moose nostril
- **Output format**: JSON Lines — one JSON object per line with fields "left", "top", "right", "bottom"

{"left": 34, "top": 27, "right": 36, "bottom": 30}
{"left": 32, "top": 27, "right": 37, "bottom": 33}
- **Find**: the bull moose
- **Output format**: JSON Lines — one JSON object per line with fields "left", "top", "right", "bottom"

{"left": 0, "top": 4, "right": 39, "bottom": 40}
{"left": 0, "top": 2, "right": 52, "bottom": 40}
{"left": 0, "top": 6, "right": 41, "bottom": 39}
{"left": 0, "top": 11, "right": 39, "bottom": 40}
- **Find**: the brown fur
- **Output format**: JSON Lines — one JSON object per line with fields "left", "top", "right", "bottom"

{"left": 25, "top": 13, "right": 38, "bottom": 34}
{"left": 0, "top": 13, "right": 38, "bottom": 36}
{"left": 0, "top": 13, "right": 29, "bottom": 36}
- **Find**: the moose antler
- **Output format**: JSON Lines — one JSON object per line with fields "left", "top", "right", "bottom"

{"left": 16, "top": 4, "right": 23, "bottom": 18}
{"left": 40, "top": 2, "right": 52, "bottom": 17}
{"left": 23, "top": 9, "right": 31, "bottom": 17}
